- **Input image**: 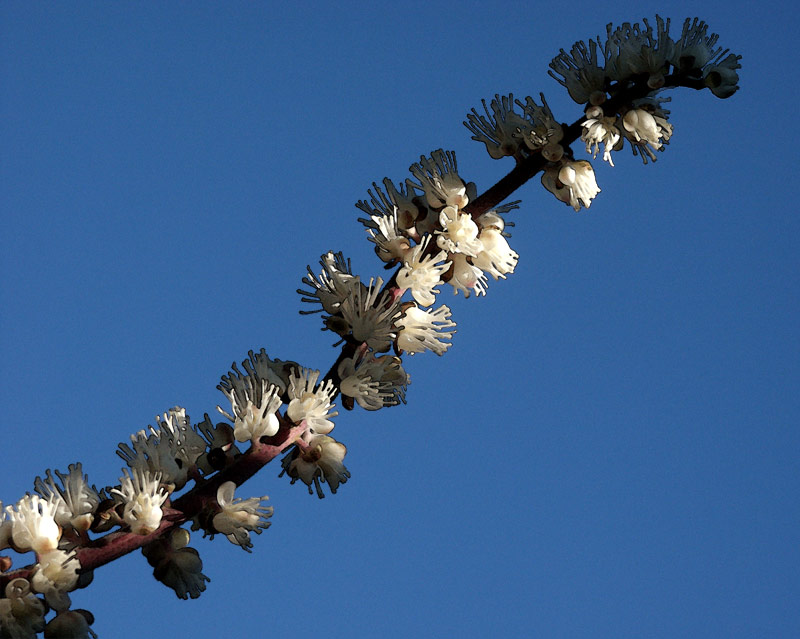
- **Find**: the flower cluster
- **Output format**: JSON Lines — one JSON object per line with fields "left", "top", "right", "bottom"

{"left": 0, "top": 14, "right": 742, "bottom": 636}
{"left": 465, "top": 16, "right": 740, "bottom": 212}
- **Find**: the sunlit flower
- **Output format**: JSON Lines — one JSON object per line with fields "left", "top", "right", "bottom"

{"left": 218, "top": 358, "right": 286, "bottom": 443}
{"left": 557, "top": 160, "right": 601, "bottom": 211}
{"left": 111, "top": 469, "right": 168, "bottom": 536}
{"left": 31, "top": 549, "right": 80, "bottom": 612}
{"left": 581, "top": 110, "right": 621, "bottom": 165}
{"left": 360, "top": 207, "right": 410, "bottom": 263}
{"left": 33, "top": 463, "right": 99, "bottom": 533}
{"left": 211, "top": 481, "right": 272, "bottom": 552}
{"left": 396, "top": 304, "right": 456, "bottom": 356}
{"left": 409, "top": 150, "right": 468, "bottom": 209}
{"left": 447, "top": 253, "right": 488, "bottom": 298}
{"left": 436, "top": 206, "right": 483, "bottom": 257}
{"left": 396, "top": 235, "right": 451, "bottom": 307}
{"left": 622, "top": 108, "right": 673, "bottom": 158}
{"left": 472, "top": 226, "right": 519, "bottom": 280}
{"left": 8, "top": 494, "right": 60, "bottom": 554}
{"left": 117, "top": 407, "right": 206, "bottom": 491}
{"left": 286, "top": 367, "right": 338, "bottom": 435}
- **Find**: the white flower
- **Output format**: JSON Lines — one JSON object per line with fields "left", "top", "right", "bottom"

{"left": 299, "top": 251, "right": 364, "bottom": 315}
{"left": 557, "top": 160, "right": 601, "bottom": 211}
{"left": 281, "top": 435, "right": 350, "bottom": 498}
{"left": 409, "top": 150, "right": 468, "bottom": 209}
{"left": 217, "top": 364, "right": 284, "bottom": 443}
{"left": 464, "top": 93, "right": 530, "bottom": 159}
{"left": 548, "top": 38, "right": 607, "bottom": 105}
{"left": 581, "top": 112, "right": 621, "bottom": 166}
{"left": 111, "top": 469, "right": 168, "bottom": 536}
{"left": 286, "top": 367, "right": 338, "bottom": 435}
{"left": 622, "top": 108, "right": 672, "bottom": 153}
{"left": 357, "top": 177, "right": 421, "bottom": 233}
{"left": 472, "top": 227, "right": 519, "bottom": 280}
{"left": 337, "top": 354, "right": 409, "bottom": 410}
{"left": 339, "top": 277, "right": 401, "bottom": 352}
{"left": 436, "top": 206, "right": 483, "bottom": 257}
{"left": 396, "top": 305, "right": 456, "bottom": 356}
{"left": 212, "top": 482, "right": 272, "bottom": 552}
{"left": 33, "top": 464, "right": 99, "bottom": 533}
{"left": 448, "top": 253, "right": 488, "bottom": 298}
{"left": 31, "top": 549, "right": 80, "bottom": 612}
{"left": 395, "top": 235, "right": 451, "bottom": 307}
{"left": 8, "top": 495, "right": 60, "bottom": 554}
{"left": 360, "top": 207, "right": 410, "bottom": 263}
{"left": 117, "top": 407, "right": 206, "bottom": 491}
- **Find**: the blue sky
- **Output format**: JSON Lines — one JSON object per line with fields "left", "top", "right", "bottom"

{"left": 1, "top": 1, "right": 798, "bottom": 637}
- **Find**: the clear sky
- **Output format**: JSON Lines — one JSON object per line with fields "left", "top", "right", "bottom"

{"left": 1, "top": 1, "right": 798, "bottom": 637}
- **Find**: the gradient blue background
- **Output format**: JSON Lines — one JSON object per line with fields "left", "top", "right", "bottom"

{"left": 2, "top": 1, "right": 798, "bottom": 637}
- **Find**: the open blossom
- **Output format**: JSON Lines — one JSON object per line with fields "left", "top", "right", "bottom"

{"left": 395, "top": 235, "right": 451, "bottom": 307}
{"left": 338, "top": 353, "right": 409, "bottom": 410}
{"left": 582, "top": 111, "right": 621, "bottom": 166}
{"left": 34, "top": 464, "right": 100, "bottom": 533}
{"left": 516, "top": 93, "right": 563, "bottom": 151}
{"left": 357, "top": 177, "right": 422, "bottom": 234}
{"left": 359, "top": 207, "right": 410, "bottom": 263}
{"left": 448, "top": 253, "right": 489, "bottom": 298}
{"left": 548, "top": 38, "right": 607, "bottom": 105}
{"left": 286, "top": 367, "right": 338, "bottom": 435}
{"left": 299, "top": 251, "right": 364, "bottom": 315}
{"left": 117, "top": 407, "right": 206, "bottom": 491}
{"left": 557, "top": 160, "right": 601, "bottom": 211}
{"left": 409, "top": 149, "right": 468, "bottom": 209}
{"left": 464, "top": 93, "right": 530, "bottom": 159}
{"left": 339, "top": 277, "right": 401, "bottom": 352}
{"left": 111, "top": 469, "right": 168, "bottom": 536}
{"left": 212, "top": 482, "right": 272, "bottom": 552}
{"left": 622, "top": 108, "right": 673, "bottom": 157}
{"left": 436, "top": 206, "right": 483, "bottom": 257}
{"left": 472, "top": 226, "right": 519, "bottom": 280}
{"left": 31, "top": 549, "right": 80, "bottom": 611}
{"left": 281, "top": 435, "right": 350, "bottom": 499}
{"left": 704, "top": 52, "right": 741, "bottom": 98}
{"left": 395, "top": 304, "right": 456, "bottom": 356}
{"left": 8, "top": 494, "right": 61, "bottom": 554}
{"left": 218, "top": 371, "right": 283, "bottom": 443}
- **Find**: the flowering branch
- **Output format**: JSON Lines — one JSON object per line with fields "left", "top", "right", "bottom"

{"left": 0, "top": 15, "right": 740, "bottom": 638}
